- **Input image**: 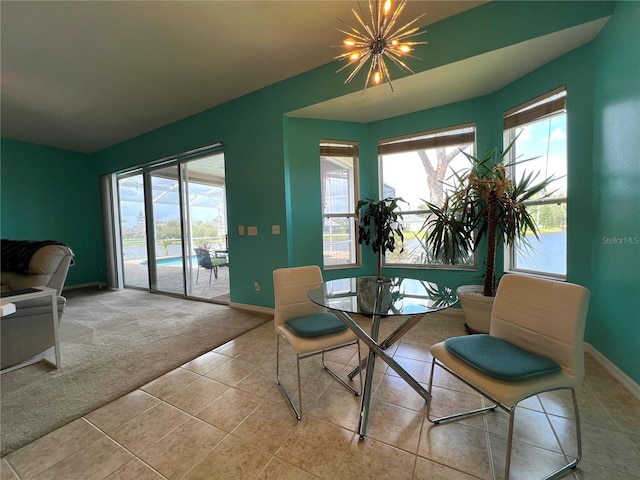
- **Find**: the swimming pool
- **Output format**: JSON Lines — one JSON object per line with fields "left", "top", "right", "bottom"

{"left": 140, "top": 255, "right": 198, "bottom": 267}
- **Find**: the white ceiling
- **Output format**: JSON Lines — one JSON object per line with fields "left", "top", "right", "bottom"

{"left": 0, "top": 1, "right": 606, "bottom": 154}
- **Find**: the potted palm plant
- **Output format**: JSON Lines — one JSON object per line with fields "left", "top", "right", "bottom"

{"left": 422, "top": 139, "right": 555, "bottom": 332}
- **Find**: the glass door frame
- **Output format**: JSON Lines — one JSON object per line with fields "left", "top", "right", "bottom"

{"left": 103, "top": 143, "right": 228, "bottom": 303}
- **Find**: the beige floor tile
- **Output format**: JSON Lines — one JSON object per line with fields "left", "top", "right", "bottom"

{"left": 231, "top": 401, "right": 299, "bottom": 455}
{"left": 413, "top": 457, "right": 483, "bottom": 480}
{"left": 275, "top": 370, "right": 331, "bottom": 415}
{"left": 334, "top": 435, "right": 416, "bottom": 480}
{"left": 550, "top": 416, "right": 640, "bottom": 476}
{"left": 426, "top": 385, "right": 486, "bottom": 430}
{"left": 489, "top": 433, "right": 577, "bottom": 480}
{"left": 140, "top": 367, "right": 201, "bottom": 400}
{"left": 33, "top": 436, "right": 132, "bottom": 480}
{"left": 606, "top": 401, "right": 640, "bottom": 436}
{"left": 108, "top": 402, "right": 189, "bottom": 455}
{"left": 365, "top": 399, "right": 424, "bottom": 454}
{"left": 105, "top": 458, "right": 165, "bottom": 480}
{"left": 540, "top": 387, "right": 619, "bottom": 430}
{"left": 394, "top": 342, "right": 433, "bottom": 362}
{"left": 234, "top": 364, "right": 285, "bottom": 400}
{"left": 628, "top": 432, "right": 640, "bottom": 451}
{"left": 181, "top": 435, "right": 271, "bottom": 480}
{"left": 164, "top": 376, "right": 229, "bottom": 414}
{"left": 374, "top": 374, "right": 429, "bottom": 412}
{"left": 85, "top": 389, "right": 160, "bottom": 435}
{"left": 484, "top": 407, "right": 563, "bottom": 453}
{"left": 181, "top": 351, "right": 233, "bottom": 375}
{"left": 307, "top": 384, "right": 362, "bottom": 431}
{"left": 388, "top": 356, "right": 433, "bottom": 383}
{"left": 5, "top": 418, "right": 104, "bottom": 479}
{"left": 573, "top": 458, "right": 640, "bottom": 480}
{"left": 195, "top": 387, "right": 264, "bottom": 432}
{"left": 256, "top": 457, "right": 320, "bottom": 480}
{"left": 277, "top": 416, "right": 354, "bottom": 479}
{"left": 205, "top": 357, "right": 256, "bottom": 386}
{"left": 418, "top": 422, "right": 491, "bottom": 479}
{"left": 0, "top": 459, "right": 18, "bottom": 480}
{"left": 138, "top": 417, "right": 226, "bottom": 480}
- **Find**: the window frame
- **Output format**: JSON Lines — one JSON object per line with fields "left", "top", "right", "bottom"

{"left": 503, "top": 86, "right": 568, "bottom": 279}
{"left": 320, "top": 140, "right": 361, "bottom": 269}
{"left": 378, "top": 123, "right": 477, "bottom": 269}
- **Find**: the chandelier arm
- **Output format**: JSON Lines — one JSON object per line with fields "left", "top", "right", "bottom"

{"left": 360, "top": 56, "right": 380, "bottom": 95}
{"left": 380, "top": 0, "right": 407, "bottom": 38}
{"left": 389, "top": 14, "right": 427, "bottom": 40}
{"left": 352, "top": 8, "right": 376, "bottom": 41}
{"left": 344, "top": 53, "right": 373, "bottom": 82}
{"left": 386, "top": 51, "right": 423, "bottom": 63}
{"left": 383, "top": 51, "right": 416, "bottom": 73}
{"left": 334, "top": 48, "right": 369, "bottom": 64}
{"left": 379, "top": 58, "right": 395, "bottom": 92}
{"left": 336, "top": 26, "right": 371, "bottom": 44}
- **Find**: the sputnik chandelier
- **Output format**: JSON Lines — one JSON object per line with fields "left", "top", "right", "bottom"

{"left": 335, "top": 0, "right": 427, "bottom": 95}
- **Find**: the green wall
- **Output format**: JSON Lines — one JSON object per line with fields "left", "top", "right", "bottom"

{"left": 2, "top": 1, "right": 637, "bottom": 383}
{"left": 590, "top": 0, "right": 640, "bottom": 383}
{"left": 0, "top": 139, "right": 100, "bottom": 286}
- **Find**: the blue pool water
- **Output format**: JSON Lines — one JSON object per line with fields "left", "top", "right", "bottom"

{"left": 141, "top": 255, "right": 198, "bottom": 266}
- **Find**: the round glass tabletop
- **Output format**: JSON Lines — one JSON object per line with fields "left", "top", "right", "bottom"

{"left": 308, "top": 276, "right": 458, "bottom": 316}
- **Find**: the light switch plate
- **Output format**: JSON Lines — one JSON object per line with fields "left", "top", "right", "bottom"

{"left": 248, "top": 226, "right": 258, "bottom": 236}
{"left": 238, "top": 225, "right": 246, "bottom": 236}
{"left": 272, "top": 225, "right": 280, "bottom": 234}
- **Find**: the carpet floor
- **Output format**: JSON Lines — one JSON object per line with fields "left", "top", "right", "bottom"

{"left": 0, "top": 287, "right": 272, "bottom": 456}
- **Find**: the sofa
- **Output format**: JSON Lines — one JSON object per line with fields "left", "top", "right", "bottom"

{"left": 1, "top": 240, "right": 74, "bottom": 370}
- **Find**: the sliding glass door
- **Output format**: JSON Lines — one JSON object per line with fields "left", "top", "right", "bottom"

{"left": 149, "top": 165, "right": 185, "bottom": 295}
{"left": 114, "top": 149, "right": 229, "bottom": 303}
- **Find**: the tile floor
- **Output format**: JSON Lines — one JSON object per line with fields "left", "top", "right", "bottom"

{"left": 2, "top": 312, "right": 639, "bottom": 480}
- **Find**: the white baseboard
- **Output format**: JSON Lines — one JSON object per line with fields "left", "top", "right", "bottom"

{"left": 584, "top": 342, "right": 640, "bottom": 401}
{"left": 229, "top": 302, "right": 274, "bottom": 316}
{"left": 63, "top": 282, "right": 106, "bottom": 291}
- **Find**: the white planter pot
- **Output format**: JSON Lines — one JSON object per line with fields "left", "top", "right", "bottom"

{"left": 456, "top": 285, "right": 494, "bottom": 334}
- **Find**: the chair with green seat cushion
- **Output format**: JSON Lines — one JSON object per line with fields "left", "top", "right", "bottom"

{"left": 427, "top": 274, "right": 590, "bottom": 480}
{"left": 273, "top": 265, "right": 362, "bottom": 420}
{"left": 194, "top": 247, "right": 227, "bottom": 284}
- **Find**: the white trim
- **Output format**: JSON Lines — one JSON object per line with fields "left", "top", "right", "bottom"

{"left": 584, "top": 342, "right": 640, "bottom": 401}
{"left": 63, "top": 282, "right": 107, "bottom": 292}
{"left": 229, "top": 302, "right": 274, "bottom": 316}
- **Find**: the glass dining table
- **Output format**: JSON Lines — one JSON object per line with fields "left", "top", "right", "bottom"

{"left": 308, "top": 276, "right": 457, "bottom": 439}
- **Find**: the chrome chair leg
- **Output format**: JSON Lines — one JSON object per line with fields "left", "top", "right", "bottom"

{"left": 276, "top": 335, "right": 301, "bottom": 420}
{"left": 428, "top": 359, "right": 583, "bottom": 480}
{"left": 276, "top": 335, "right": 362, "bottom": 420}
{"left": 426, "top": 360, "right": 497, "bottom": 424}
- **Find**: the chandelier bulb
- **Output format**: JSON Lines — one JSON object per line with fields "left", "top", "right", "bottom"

{"left": 383, "top": 0, "right": 392, "bottom": 16}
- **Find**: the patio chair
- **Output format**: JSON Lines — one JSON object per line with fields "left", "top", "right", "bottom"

{"left": 194, "top": 247, "right": 227, "bottom": 284}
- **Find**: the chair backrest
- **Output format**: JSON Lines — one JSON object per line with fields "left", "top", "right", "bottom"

{"left": 273, "top": 266, "right": 326, "bottom": 328}
{"left": 194, "top": 248, "right": 212, "bottom": 268}
{"left": 490, "top": 274, "right": 590, "bottom": 381}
